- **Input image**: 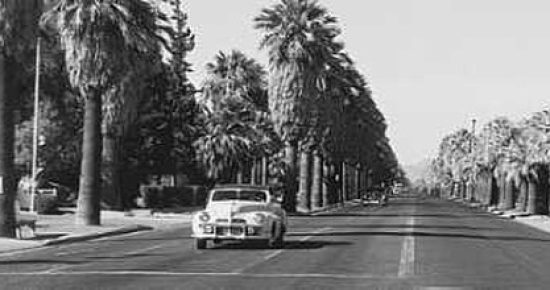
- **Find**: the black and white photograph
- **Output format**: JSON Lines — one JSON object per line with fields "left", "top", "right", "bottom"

{"left": 0, "top": 0, "right": 550, "bottom": 289}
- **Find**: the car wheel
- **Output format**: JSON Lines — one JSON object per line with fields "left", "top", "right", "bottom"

{"left": 273, "top": 231, "right": 284, "bottom": 249}
{"left": 195, "top": 239, "right": 207, "bottom": 250}
{"left": 268, "top": 224, "right": 284, "bottom": 249}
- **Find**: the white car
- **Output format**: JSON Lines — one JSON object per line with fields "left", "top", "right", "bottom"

{"left": 191, "top": 185, "right": 287, "bottom": 249}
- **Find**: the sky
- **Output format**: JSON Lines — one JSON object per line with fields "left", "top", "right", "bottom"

{"left": 182, "top": 0, "right": 550, "bottom": 166}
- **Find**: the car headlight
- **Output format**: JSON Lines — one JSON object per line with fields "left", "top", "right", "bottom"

{"left": 198, "top": 212, "right": 210, "bottom": 222}
{"left": 253, "top": 213, "right": 266, "bottom": 224}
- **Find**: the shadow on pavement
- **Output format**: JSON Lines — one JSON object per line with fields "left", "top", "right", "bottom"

{"left": 314, "top": 224, "right": 497, "bottom": 231}
{"left": 309, "top": 213, "right": 474, "bottom": 218}
{"left": 30, "top": 233, "right": 67, "bottom": 241}
{"left": 287, "top": 230, "right": 550, "bottom": 242}
{"left": 209, "top": 240, "right": 352, "bottom": 250}
{"left": 0, "top": 259, "right": 83, "bottom": 265}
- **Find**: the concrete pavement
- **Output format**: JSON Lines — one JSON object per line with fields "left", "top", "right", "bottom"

{"left": 0, "top": 207, "right": 199, "bottom": 254}
{"left": 2, "top": 196, "right": 550, "bottom": 289}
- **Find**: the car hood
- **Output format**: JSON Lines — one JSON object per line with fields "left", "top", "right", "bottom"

{"left": 206, "top": 201, "right": 267, "bottom": 218}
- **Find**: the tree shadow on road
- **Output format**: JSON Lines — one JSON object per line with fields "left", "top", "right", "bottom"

{"left": 209, "top": 240, "right": 352, "bottom": 250}
{"left": 309, "top": 213, "right": 480, "bottom": 218}
{"left": 286, "top": 230, "right": 550, "bottom": 242}
{"left": 312, "top": 224, "right": 497, "bottom": 231}
{"left": 0, "top": 259, "right": 83, "bottom": 265}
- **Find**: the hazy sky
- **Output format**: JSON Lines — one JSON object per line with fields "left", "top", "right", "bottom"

{"left": 183, "top": 0, "right": 550, "bottom": 166}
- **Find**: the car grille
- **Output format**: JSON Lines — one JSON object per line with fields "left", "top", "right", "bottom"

{"left": 216, "top": 225, "right": 244, "bottom": 236}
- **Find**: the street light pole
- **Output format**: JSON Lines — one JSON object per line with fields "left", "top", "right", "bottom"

{"left": 469, "top": 118, "right": 477, "bottom": 202}
{"left": 30, "top": 37, "right": 41, "bottom": 213}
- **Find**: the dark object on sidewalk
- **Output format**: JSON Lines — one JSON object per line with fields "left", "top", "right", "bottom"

{"left": 15, "top": 212, "right": 37, "bottom": 239}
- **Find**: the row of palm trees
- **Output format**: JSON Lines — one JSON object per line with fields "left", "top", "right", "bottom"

{"left": 251, "top": 0, "right": 399, "bottom": 212}
{"left": 428, "top": 110, "right": 550, "bottom": 215}
{"left": 0, "top": 0, "right": 400, "bottom": 237}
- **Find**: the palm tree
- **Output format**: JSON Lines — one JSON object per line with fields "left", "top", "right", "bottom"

{"left": 194, "top": 108, "right": 254, "bottom": 182}
{"left": 43, "top": 0, "right": 166, "bottom": 225}
{"left": 255, "top": 0, "right": 341, "bottom": 212}
{"left": 0, "top": 0, "right": 43, "bottom": 237}
{"left": 196, "top": 50, "right": 278, "bottom": 184}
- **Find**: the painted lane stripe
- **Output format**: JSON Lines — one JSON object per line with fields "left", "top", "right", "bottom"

{"left": 398, "top": 210, "right": 416, "bottom": 277}
{"left": 0, "top": 271, "right": 396, "bottom": 280}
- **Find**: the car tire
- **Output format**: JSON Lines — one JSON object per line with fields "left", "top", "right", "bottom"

{"left": 268, "top": 224, "right": 284, "bottom": 249}
{"left": 273, "top": 232, "right": 284, "bottom": 249}
{"left": 195, "top": 239, "right": 207, "bottom": 250}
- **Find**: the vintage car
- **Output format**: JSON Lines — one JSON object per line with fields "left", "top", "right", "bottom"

{"left": 191, "top": 185, "right": 287, "bottom": 249}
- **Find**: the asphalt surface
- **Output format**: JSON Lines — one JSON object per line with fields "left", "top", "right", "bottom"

{"left": 1, "top": 195, "right": 550, "bottom": 289}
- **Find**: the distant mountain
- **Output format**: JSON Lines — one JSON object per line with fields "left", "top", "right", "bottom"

{"left": 403, "top": 158, "right": 431, "bottom": 183}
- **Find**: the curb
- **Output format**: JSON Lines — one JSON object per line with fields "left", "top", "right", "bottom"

{"left": 42, "top": 224, "right": 154, "bottom": 246}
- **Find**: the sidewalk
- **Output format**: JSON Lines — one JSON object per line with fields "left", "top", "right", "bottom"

{"left": 0, "top": 206, "right": 201, "bottom": 254}
{"left": 455, "top": 199, "right": 550, "bottom": 236}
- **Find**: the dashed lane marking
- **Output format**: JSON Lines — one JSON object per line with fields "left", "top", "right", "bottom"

{"left": 398, "top": 209, "right": 416, "bottom": 277}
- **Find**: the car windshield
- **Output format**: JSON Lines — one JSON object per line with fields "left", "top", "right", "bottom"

{"left": 211, "top": 190, "right": 268, "bottom": 202}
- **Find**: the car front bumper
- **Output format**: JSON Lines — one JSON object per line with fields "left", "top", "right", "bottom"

{"left": 192, "top": 223, "right": 269, "bottom": 240}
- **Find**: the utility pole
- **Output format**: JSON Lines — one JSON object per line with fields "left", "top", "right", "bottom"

{"left": 30, "top": 37, "right": 41, "bottom": 213}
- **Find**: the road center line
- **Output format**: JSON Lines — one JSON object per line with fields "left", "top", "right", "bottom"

{"left": 398, "top": 209, "right": 415, "bottom": 277}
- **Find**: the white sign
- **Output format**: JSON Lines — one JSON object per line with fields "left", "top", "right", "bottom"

{"left": 0, "top": 176, "right": 3, "bottom": 194}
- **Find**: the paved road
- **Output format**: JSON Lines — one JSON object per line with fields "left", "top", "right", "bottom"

{"left": 2, "top": 195, "right": 550, "bottom": 289}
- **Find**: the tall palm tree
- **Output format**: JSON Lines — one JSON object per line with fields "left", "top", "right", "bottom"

{"left": 197, "top": 50, "right": 278, "bottom": 184}
{"left": 0, "top": 0, "right": 43, "bottom": 237}
{"left": 255, "top": 0, "right": 341, "bottom": 212}
{"left": 43, "top": 0, "right": 166, "bottom": 225}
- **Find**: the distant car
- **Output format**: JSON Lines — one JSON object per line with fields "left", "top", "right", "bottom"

{"left": 362, "top": 187, "right": 388, "bottom": 206}
{"left": 191, "top": 184, "right": 287, "bottom": 249}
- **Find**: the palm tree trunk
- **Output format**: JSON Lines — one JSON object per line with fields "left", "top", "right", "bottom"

{"left": 497, "top": 175, "right": 506, "bottom": 209}
{"left": 341, "top": 162, "right": 347, "bottom": 202}
{"left": 489, "top": 175, "right": 497, "bottom": 206}
{"left": 101, "top": 131, "right": 121, "bottom": 210}
{"left": 261, "top": 156, "right": 268, "bottom": 186}
{"left": 516, "top": 178, "right": 528, "bottom": 212}
{"left": 526, "top": 178, "right": 537, "bottom": 215}
{"left": 355, "top": 165, "right": 361, "bottom": 198}
{"left": 283, "top": 142, "right": 297, "bottom": 212}
{"left": 0, "top": 53, "right": 16, "bottom": 237}
{"left": 76, "top": 92, "right": 102, "bottom": 225}
{"left": 503, "top": 178, "right": 515, "bottom": 210}
{"left": 297, "top": 149, "right": 311, "bottom": 213}
{"left": 322, "top": 159, "right": 330, "bottom": 208}
{"left": 310, "top": 151, "right": 322, "bottom": 210}
{"left": 236, "top": 170, "right": 243, "bottom": 184}
{"left": 250, "top": 159, "right": 258, "bottom": 185}
{"left": 541, "top": 166, "right": 550, "bottom": 215}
